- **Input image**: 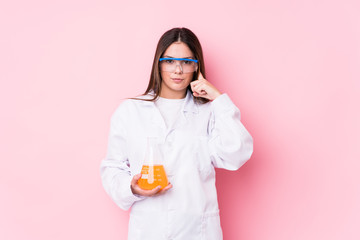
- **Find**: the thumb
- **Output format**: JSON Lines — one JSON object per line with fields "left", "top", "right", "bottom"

{"left": 132, "top": 173, "right": 142, "bottom": 184}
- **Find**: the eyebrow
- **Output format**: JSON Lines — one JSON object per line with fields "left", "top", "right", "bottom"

{"left": 163, "top": 55, "right": 195, "bottom": 59}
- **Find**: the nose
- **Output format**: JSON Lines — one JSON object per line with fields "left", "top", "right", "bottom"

{"left": 174, "top": 64, "right": 183, "bottom": 74}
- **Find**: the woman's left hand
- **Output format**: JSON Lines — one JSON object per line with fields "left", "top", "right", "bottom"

{"left": 190, "top": 72, "right": 222, "bottom": 100}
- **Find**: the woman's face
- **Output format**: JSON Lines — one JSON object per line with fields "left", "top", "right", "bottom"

{"left": 159, "top": 42, "right": 195, "bottom": 99}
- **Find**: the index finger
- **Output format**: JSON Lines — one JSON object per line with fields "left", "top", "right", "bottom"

{"left": 157, "top": 183, "right": 173, "bottom": 195}
{"left": 198, "top": 71, "right": 205, "bottom": 80}
{"left": 141, "top": 186, "right": 162, "bottom": 196}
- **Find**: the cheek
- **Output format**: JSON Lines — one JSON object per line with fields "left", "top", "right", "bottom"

{"left": 185, "top": 73, "right": 194, "bottom": 84}
{"left": 160, "top": 72, "right": 171, "bottom": 82}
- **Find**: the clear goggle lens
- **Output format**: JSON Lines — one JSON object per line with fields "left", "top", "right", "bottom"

{"left": 159, "top": 58, "right": 198, "bottom": 73}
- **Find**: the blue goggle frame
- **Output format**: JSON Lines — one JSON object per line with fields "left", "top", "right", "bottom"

{"left": 159, "top": 57, "right": 198, "bottom": 63}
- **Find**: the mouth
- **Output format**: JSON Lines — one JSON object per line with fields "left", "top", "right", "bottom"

{"left": 171, "top": 78, "right": 184, "bottom": 83}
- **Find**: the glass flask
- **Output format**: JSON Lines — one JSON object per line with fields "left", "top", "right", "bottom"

{"left": 137, "top": 137, "right": 168, "bottom": 190}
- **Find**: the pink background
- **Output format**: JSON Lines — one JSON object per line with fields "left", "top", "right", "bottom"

{"left": 1, "top": 0, "right": 359, "bottom": 239}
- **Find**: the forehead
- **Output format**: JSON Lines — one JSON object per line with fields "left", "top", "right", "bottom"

{"left": 163, "top": 42, "right": 194, "bottom": 58}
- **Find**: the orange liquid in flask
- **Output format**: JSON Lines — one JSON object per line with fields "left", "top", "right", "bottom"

{"left": 137, "top": 164, "right": 168, "bottom": 190}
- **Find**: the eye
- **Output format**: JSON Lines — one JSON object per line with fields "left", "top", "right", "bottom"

{"left": 165, "top": 59, "right": 174, "bottom": 64}
{"left": 183, "top": 60, "right": 192, "bottom": 65}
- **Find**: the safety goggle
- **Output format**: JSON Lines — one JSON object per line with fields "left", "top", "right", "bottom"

{"left": 159, "top": 58, "right": 198, "bottom": 73}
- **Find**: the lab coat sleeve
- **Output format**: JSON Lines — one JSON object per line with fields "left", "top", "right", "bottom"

{"left": 100, "top": 108, "right": 144, "bottom": 211}
{"left": 208, "top": 93, "right": 253, "bottom": 170}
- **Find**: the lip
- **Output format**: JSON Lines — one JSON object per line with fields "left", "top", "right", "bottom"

{"left": 171, "top": 78, "right": 184, "bottom": 83}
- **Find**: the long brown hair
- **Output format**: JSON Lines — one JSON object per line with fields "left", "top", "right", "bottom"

{"left": 139, "top": 27, "right": 209, "bottom": 104}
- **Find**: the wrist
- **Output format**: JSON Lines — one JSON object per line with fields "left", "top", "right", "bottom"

{"left": 211, "top": 91, "right": 222, "bottom": 100}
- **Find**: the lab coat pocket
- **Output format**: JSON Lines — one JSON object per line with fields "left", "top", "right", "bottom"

{"left": 201, "top": 211, "right": 223, "bottom": 240}
{"left": 195, "top": 136, "right": 213, "bottom": 179}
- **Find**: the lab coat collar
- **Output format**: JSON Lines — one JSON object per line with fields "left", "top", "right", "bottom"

{"left": 183, "top": 90, "right": 199, "bottom": 114}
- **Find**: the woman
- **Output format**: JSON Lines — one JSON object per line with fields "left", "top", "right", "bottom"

{"left": 100, "top": 27, "right": 253, "bottom": 240}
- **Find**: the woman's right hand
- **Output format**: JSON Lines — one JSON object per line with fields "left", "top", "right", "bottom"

{"left": 130, "top": 173, "right": 172, "bottom": 197}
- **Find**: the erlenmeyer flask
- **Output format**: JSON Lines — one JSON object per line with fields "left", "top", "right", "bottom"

{"left": 137, "top": 137, "right": 168, "bottom": 190}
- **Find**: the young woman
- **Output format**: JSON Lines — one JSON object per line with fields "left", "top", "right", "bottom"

{"left": 100, "top": 27, "right": 253, "bottom": 240}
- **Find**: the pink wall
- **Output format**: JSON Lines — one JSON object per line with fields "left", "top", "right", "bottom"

{"left": 1, "top": 0, "right": 359, "bottom": 239}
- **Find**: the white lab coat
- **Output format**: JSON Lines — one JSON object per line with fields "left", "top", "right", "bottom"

{"left": 100, "top": 90, "right": 253, "bottom": 240}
